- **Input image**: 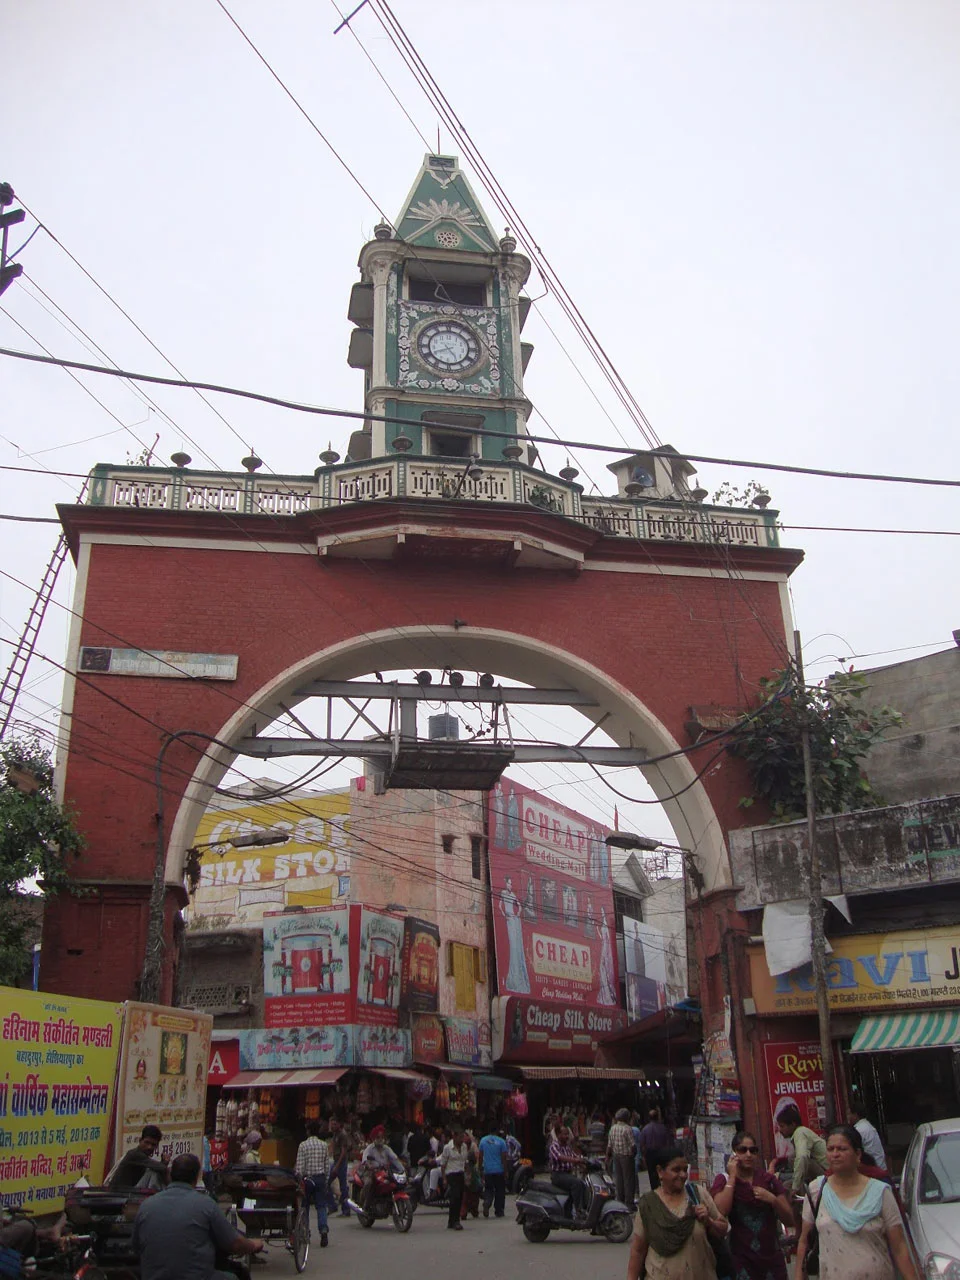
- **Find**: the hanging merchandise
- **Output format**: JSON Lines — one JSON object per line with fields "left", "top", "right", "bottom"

{"left": 407, "top": 1077, "right": 433, "bottom": 1101}
{"left": 215, "top": 1096, "right": 227, "bottom": 1139}
{"left": 507, "top": 1086, "right": 528, "bottom": 1118}
{"left": 225, "top": 1094, "right": 239, "bottom": 1137}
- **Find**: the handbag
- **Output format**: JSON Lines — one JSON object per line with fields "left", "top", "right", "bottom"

{"left": 803, "top": 1181, "right": 826, "bottom": 1276}
{"left": 685, "top": 1181, "right": 736, "bottom": 1280}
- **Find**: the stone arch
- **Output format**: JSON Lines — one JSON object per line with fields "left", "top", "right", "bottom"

{"left": 164, "top": 624, "right": 729, "bottom": 892}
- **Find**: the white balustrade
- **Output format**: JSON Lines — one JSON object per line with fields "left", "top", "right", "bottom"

{"left": 183, "top": 484, "right": 243, "bottom": 512}
{"left": 254, "top": 485, "right": 314, "bottom": 516}
{"left": 337, "top": 465, "right": 394, "bottom": 503}
{"left": 111, "top": 478, "right": 171, "bottom": 509}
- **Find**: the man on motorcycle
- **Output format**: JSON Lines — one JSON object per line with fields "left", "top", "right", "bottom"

{"left": 359, "top": 1125, "right": 404, "bottom": 1216}
{"left": 548, "top": 1126, "right": 587, "bottom": 1218}
{"left": 132, "top": 1153, "right": 264, "bottom": 1280}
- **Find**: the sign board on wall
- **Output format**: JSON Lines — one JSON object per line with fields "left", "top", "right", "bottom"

{"left": 113, "top": 1003, "right": 212, "bottom": 1168}
{"left": 488, "top": 778, "right": 618, "bottom": 1009}
{"left": 263, "top": 905, "right": 351, "bottom": 1027}
{"left": 492, "top": 996, "right": 626, "bottom": 1065}
{"left": 79, "top": 647, "right": 238, "bottom": 680}
{"left": 400, "top": 917, "right": 440, "bottom": 1012}
{"left": 190, "top": 790, "right": 352, "bottom": 927}
{"left": 749, "top": 925, "right": 960, "bottom": 1014}
{"left": 445, "top": 1017, "right": 481, "bottom": 1067}
{"left": 357, "top": 908, "right": 403, "bottom": 1027}
{"left": 0, "top": 988, "right": 122, "bottom": 1210}
{"left": 208, "top": 1040, "right": 240, "bottom": 1083}
{"left": 624, "top": 917, "right": 667, "bottom": 1022}
{"left": 412, "top": 1014, "right": 446, "bottom": 1064}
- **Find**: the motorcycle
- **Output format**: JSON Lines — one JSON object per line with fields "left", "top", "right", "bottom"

{"left": 408, "top": 1159, "right": 448, "bottom": 1211}
{"left": 515, "top": 1158, "right": 633, "bottom": 1244}
{"left": 507, "top": 1152, "right": 533, "bottom": 1195}
{"left": 345, "top": 1166, "right": 414, "bottom": 1232}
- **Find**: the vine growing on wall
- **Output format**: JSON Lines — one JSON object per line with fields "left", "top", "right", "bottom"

{"left": 725, "top": 668, "right": 902, "bottom": 822}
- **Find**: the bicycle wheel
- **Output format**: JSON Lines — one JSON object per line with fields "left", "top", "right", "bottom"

{"left": 292, "top": 1206, "right": 310, "bottom": 1272}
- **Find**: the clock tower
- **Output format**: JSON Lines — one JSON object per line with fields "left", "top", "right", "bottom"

{"left": 346, "top": 154, "right": 534, "bottom": 463}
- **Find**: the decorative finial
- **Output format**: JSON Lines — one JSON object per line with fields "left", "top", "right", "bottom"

{"left": 499, "top": 226, "right": 517, "bottom": 254}
{"left": 559, "top": 459, "right": 579, "bottom": 482}
{"left": 241, "top": 450, "right": 263, "bottom": 473}
{"left": 391, "top": 433, "right": 413, "bottom": 453}
{"left": 374, "top": 220, "right": 394, "bottom": 241}
{"left": 170, "top": 451, "right": 191, "bottom": 469}
{"left": 318, "top": 443, "right": 340, "bottom": 466}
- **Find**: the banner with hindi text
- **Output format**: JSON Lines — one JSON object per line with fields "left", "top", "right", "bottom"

{"left": 0, "top": 988, "right": 122, "bottom": 1211}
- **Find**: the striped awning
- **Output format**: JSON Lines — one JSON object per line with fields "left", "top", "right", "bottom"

{"left": 850, "top": 1009, "right": 960, "bottom": 1053}
{"left": 367, "top": 1067, "right": 432, "bottom": 1083}
{"left": 222, "top": 1068, "right": 347, "bottom": 1089}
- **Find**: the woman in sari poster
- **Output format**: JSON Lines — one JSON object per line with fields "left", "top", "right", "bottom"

{"left": 499, "top": 875, "right": 531, "bottom": 993}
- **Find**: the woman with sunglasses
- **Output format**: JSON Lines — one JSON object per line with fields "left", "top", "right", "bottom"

{"left": 711, "top": 1132, "right": 794, "bottom": 1280}
{"left": 794, "top": 1125, "right": 918, "bottom": 1280}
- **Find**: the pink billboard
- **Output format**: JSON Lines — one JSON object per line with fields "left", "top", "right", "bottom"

{"left": 488, "top": 778, "right": 618, "bottom": 1009}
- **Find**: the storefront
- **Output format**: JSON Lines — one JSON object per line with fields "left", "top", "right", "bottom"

{"left": 747, "top": 925, "right": 960, "bottom": 1168}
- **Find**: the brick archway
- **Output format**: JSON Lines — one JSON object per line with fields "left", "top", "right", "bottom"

{"left": 43, "top": 496, "right": 801, "bottom": 1003}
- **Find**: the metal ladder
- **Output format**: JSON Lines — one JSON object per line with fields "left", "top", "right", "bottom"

{"left": 0, "top": 481, "right": 87, "bottom": 740}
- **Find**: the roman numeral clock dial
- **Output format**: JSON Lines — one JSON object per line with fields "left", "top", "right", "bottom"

{"left": 416, "top": 319, "right": 481, "bottom": 374}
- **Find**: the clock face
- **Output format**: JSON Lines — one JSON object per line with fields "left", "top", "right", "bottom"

{"left": 416, "top": 320, "right": 481, "bottom": 373}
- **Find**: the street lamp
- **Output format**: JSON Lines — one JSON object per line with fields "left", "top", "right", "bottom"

{"left": 605, "top": 833, "right": 661, "bottom": 852}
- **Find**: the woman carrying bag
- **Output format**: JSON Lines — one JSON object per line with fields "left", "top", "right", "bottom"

{"left": 627, "top": 1146, "right": 729, "bottom": 1280}
{"left": 794, "top": 1125, "right": 919, "bottom": 1280}
{"left": 711, "top": 1130, "right": 794, "bottom": 1280}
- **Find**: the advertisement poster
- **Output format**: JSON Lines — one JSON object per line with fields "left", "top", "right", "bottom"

{"left": 762, "top": 1041, "right": 845, "bottom": 1144}
{"left": 189, "top": 788, "right": 352, "bottom": 926}
{"left": 492, "top": 996, "right": 625, "bottom": 1065}
{"left": 749, "top": 925, "right": 960, "bottom": 1014}
{"left": 624, "top": 917, "right": 667, "bottom": 1022}
{"left": 113, "top": 1003, "right": 211, "bottom": 1168}
{"left": 354, "top": 1026, "right": 412, "bottom": 1068}
{"left": 444, "top": 1017, "right": 481, "bottom": 1067}
{"left": 411, "top": 1014, "right": 446, "bottom": 1064}
{"left": 357, "top": 908, "right": 404, "bottom": 1027}
{"left": 207, "top": 1039, "right": 239, "bottom": 1084}
{"left": 0, "top": 988, "right": 122, "bottom": 1210}
{"left": 488, "top": 778, "right": 618, "bottom": 1008}
{"left": 400, "top": 917, "right": 441, "bottom": 1012}
{"left": 240, "top": 1026, "right": 353, "bottom": 1071}
{"left": 264, "top": 905, "right": 350, "bottom": 1028}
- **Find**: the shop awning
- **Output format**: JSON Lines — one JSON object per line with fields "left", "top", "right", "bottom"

{"left": 438, "top": 1064, "right": 475, "bottom": 1076}
{"left": 222, "top": 1068, "right": 347, "bottom": 1089}
{"left": 851, "top": 1009, "right": 960, "bottom": 1053}
{"left": 516, "top": 1065, "right": 647, "bottom": 1081}
{"left": 472, "top": 1075, "right": 515, "bottom": 1092}
{"left": 368, "top": 1067, "right": 432, "bottom": 1083}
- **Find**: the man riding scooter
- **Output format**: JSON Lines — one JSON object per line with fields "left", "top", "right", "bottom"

{"left": 548, "top": 1126, "right": 587, "bottom": 1218}
{"left": 358, "top": 1126, "right": 405, "bottom": 1217}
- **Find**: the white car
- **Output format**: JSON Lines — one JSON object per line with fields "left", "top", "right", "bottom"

{"left": 901, "top": 1119, "right": 960, "bottom": 1280}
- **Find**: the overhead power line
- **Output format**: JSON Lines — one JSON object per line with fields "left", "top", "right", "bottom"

{"left": 2, "top": 344, "right": 958, "bottom": 490}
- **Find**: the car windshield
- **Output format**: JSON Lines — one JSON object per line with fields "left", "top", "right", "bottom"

{"left": 920, "top": 1134, "right": 960, "bottom": 1204}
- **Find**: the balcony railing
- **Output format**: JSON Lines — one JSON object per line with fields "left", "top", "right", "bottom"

{"left": 86, "top": 457, "right": 779, "bottom": 548}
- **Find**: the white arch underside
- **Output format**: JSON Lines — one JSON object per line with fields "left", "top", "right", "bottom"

{"left": 165, "top": 626, "right": 730, "bottom": 894}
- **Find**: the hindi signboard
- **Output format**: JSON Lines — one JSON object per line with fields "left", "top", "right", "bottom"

{"left": 0, "top": 988, "right": 122, "bottom": 1210}
{"left": 488, "top": 778, "right": 618, "bottom": 1009}
{"left": 113, "top": 1003, "right": 212, "bottom": 1168}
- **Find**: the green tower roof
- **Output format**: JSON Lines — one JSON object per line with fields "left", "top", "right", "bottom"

{"left": 394, "top": 154, "right": 499, "bottom": 252}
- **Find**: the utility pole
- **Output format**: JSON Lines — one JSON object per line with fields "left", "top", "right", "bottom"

{"left": 0, "top": 184, "right": 25, "bottom": 298}
{"left": 794, "top": 630, "right": 837, "bottom": 1127}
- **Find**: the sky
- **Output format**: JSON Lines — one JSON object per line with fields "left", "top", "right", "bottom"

{"left": 2, "top": 0, "right": 958, "bottom": 846}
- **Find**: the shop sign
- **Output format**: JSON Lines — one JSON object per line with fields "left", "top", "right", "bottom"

{"left": 761, "top": 1040, "right": 843, "bottom": 1145}
{"left": 749, "top": 925, "right": 960, "bottom": 1014}
{"left": 355, "top": 1026, "right": 412, "bottom": 1068}
{"left": 191, "top": 789, "right": 352, "bottom": 927}
{"left": 207, "top": 1040, "right": 239, "bottom": 1083}
{"left": 412, "top": 1015, "right": 445, "bottom": 1064}
{"left": 488, "top": 779, "right": 619, "bottom": 1010}
{"left": 113, "top": 1003, "right": 212, "bottom": 1168}
{"left": 0, "top": 987, "right": 122, "bottom": 1210}
{"left": 400, "top": 917, "right": 440, "bottom": 1012}
{"left": 477, "top": 1019, "right": 493, "bottom": 1069}
{"left": 239, "top": 1025, "right": 353, "bottom": 1070}
{"left": 444, "top": 1017, "right": 481, "bottom": 1067}
{"left": 492, "top": 996, "right": 626, "bottom": 1065}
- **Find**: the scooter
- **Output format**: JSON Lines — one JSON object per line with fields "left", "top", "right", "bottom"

{"left": 408, "top": 1158, "right": 448, "bottom": 1210}
{"left": 515, "top": 1158, "right": 633, "bottom": 1244}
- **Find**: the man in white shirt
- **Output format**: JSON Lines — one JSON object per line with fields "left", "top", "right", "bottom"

{"left": 440, "top": 1127, "right": 474, "bottom": 1231}
{"left": 849, "top": 1102, "right": 887, "bottom": 1170}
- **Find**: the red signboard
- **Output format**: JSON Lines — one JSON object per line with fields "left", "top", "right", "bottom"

{"left": 495, "top": 996, "right": 626, "bottom": 1064}
{"left": 762, "top": 1040, "right": 843, "bottom": 1145}
{"left": 208, "top": 1039, "right": 239, "bottom": 1082}
{"left": 488, "top": 779, "right": 618, "bottom": 1009}
{"left": 400, "top": 917, "right": 441, "bottom": 1012}
{"left": 412, "top": 1014, "right": 446, "bottom": 1064}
